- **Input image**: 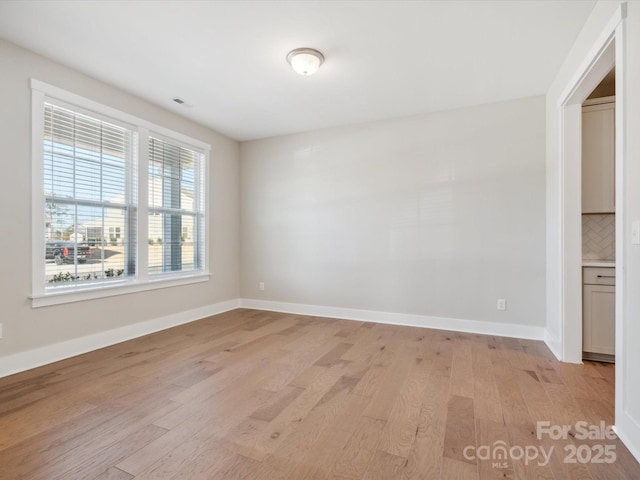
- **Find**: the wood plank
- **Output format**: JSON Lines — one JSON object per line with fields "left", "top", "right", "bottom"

{"left": 443, "top": 395, "right": 476, "bottom": 465}
{"left": 505, "top": 423, "right": 555, "bottom": 480}
{"left": 51, "top": 424, "right": 169, "bottom": 480}
{"left": 287, "top": 394, "right": 370, "bottom": 479}
{"left": 244, "top": 392, "right": 368, "bottom": 479}
{"left": 362, "top": 450, "right": 407, "bottom": 480}
{"left": 401, "top": 361, "right": 450, "bottom": 480}
{"left": 362, "top": 346, "right": 414, "bottom": 421}
{"left": 202, "top": 453, "right": 261, "bottom": 480}
{"left": 0, "top": 309, "right": 637, "bottom": 480}
{"left": 249, "top": 385, "right": 304, "bottom": 422}
{"left": 332, "top": 416, "right": 386, "bottom": 479}
{"left": 313, "top": 342, "right": 354, "bottom": 367}
{"left": 377, "top": 355, "right": 431, "bottom": 458}
{"left": 92, "top": 467, "right": 133, "bottom": 480}
{"left": 450, "top": 343, "right": 474, "bottom": 399}
{"left": 289, "top": 364, "right": 328, "bottom": 389}
{"left": 3, "top": 396, "right": 178, "bottom": 480}
{"left": 492, "top": 357, "right": 534, "bottom": 427}
{"left": 117, "top": 383, "right": 277, "bottom": 476}
{"left": 475, "top": 418, "right": 516, "bottom": 480}
{"left": 441, "top": 457, "right": 478, "bottom": 480}
{"left": 229, "top": 363, "right": 348, "bottom": 462}
{"left": 471, "top": 343, "right": 503, "bottom": 423}
{"left": 0, "top": 393, "right": 98, "bottom": 451}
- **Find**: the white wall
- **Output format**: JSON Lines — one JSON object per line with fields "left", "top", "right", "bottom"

{"left": 241, "top": 96, "right": 546, "bottom": 332}
{"left": 0, "top": 40, "right": 240, "bottom": 362}
{"left": 622, "top": 1, "right": 640, "bottom": 455}
{"left": 546, "top": 0, "right": 640, "bottom": 460}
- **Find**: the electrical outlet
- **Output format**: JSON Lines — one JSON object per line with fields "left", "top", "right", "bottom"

{"left": 259, "top": 282, "right": 265, "bottom": 291}
{"left": 497, "top": 299, "right": 507, "bottom": 311}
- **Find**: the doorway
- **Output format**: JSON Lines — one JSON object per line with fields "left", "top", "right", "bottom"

{"left": 559, "top": 37, "right": 617, "bottom": 366}
{"left": 556, "top": 0, "right": 631, "bottom": 452}
{"left": 581, "top": 69, "right": 616, "bottom": 364}
{"left": 555, "top": 1, "right": 640, "bottom": 462}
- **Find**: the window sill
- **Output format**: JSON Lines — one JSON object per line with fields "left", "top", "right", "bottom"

{"left": 31, "top": 272, "right": 210, "bottom": 308}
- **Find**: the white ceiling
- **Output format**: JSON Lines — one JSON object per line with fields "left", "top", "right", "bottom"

{"left": 0, "top": 0, "right": 596, "bottom": 141}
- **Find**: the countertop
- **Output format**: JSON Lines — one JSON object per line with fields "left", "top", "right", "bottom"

{"left": 583, "top": 260, "right": 616, "bottom": 267}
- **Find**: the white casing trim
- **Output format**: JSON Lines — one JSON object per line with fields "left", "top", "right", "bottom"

{"left": 613, "top": 417, "right": 640, "bottom": 465}
{"left": 544, "top": 329, "right": 563, "bottom": 361}
{"left": 0, "top": 299, "right": 240, "bottom": 379}
{"left": 240, "top": 298, "right": 545, "bottom": 341}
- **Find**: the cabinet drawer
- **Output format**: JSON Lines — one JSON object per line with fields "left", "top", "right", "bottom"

{"left": 583, "top": 267, "right": 616, "bottom": 286}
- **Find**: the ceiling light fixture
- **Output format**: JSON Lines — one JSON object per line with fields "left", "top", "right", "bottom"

{"left": 286, "top": 48, "right": 324, "bottom": 76}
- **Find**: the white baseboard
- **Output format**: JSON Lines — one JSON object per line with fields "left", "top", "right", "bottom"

{"left": 0, "top": 298, "right": 240, "bottom": 379}
{"left": 240, "top": 298, "right": 545, "bottom": 341}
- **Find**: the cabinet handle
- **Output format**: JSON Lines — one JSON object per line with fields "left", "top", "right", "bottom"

{"left": 596, "top": 275, "right": 615, "bottom": 278}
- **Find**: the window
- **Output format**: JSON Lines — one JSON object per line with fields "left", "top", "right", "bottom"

{"left": 43, "top": 102, "right": 137, "bottom": 284}
{"left": 32, "top": 80, "right": 209, "bottom": 306}
{"left": 148, "top": 136, "right": 205, "bottom": 275}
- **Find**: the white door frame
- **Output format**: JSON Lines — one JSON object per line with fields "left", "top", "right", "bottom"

{"left": 557, "top": 34, "right": 619, "bottom": 365}
{"left": 557, "top": 0, "right": 628, "bottom": 429}
{"left": 557, "top": 4, "right": 625, "bottom": 363}
{"left": 556, "top": 2, "right": 640, "bottom": 463}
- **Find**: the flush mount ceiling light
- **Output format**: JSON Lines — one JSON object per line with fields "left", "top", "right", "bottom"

{"left": 286, "top": 48, "right": 325, "bottom": 76}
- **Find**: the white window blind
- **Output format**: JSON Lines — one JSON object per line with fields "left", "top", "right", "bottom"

{"left": 43, "top": 102, "right": 137, "bottom": 288}
{"left": 148, "top": 136, "right": 205, "bottom": 275}
{"left": 32, "top": 80, "right": 210, "bottom": 306}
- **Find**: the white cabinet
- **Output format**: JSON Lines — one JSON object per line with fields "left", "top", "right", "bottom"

{"left": 583, "top": 267, "right": 615, "bottom": 357}
{"left": 582, "top": 97, "right": 615, "bottom": 214}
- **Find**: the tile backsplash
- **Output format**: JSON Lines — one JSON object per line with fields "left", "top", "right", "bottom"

{"left": 582, "top": 214, "right": 615, "bottom": 260}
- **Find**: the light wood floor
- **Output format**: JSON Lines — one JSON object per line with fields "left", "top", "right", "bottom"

{"left": 1, "top": 309, "right": 639, "bottom": 480}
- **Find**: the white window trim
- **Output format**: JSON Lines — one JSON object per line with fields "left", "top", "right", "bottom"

{"left": 30, "top": 79, "right": 210, "bottom": 308}
{"left": 31, "top": 274, "right": 211, "bottom": 308}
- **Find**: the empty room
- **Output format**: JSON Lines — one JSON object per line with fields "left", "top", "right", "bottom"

{"left": 1, "top": 1, "right": 640, "bottom": 479}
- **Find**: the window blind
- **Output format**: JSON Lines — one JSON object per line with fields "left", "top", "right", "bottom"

{"left": 148, "top": 136, "right": 205, "bottom": 275}
{"left": 43, "top": 102, "right": 137, "bottom": 287}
